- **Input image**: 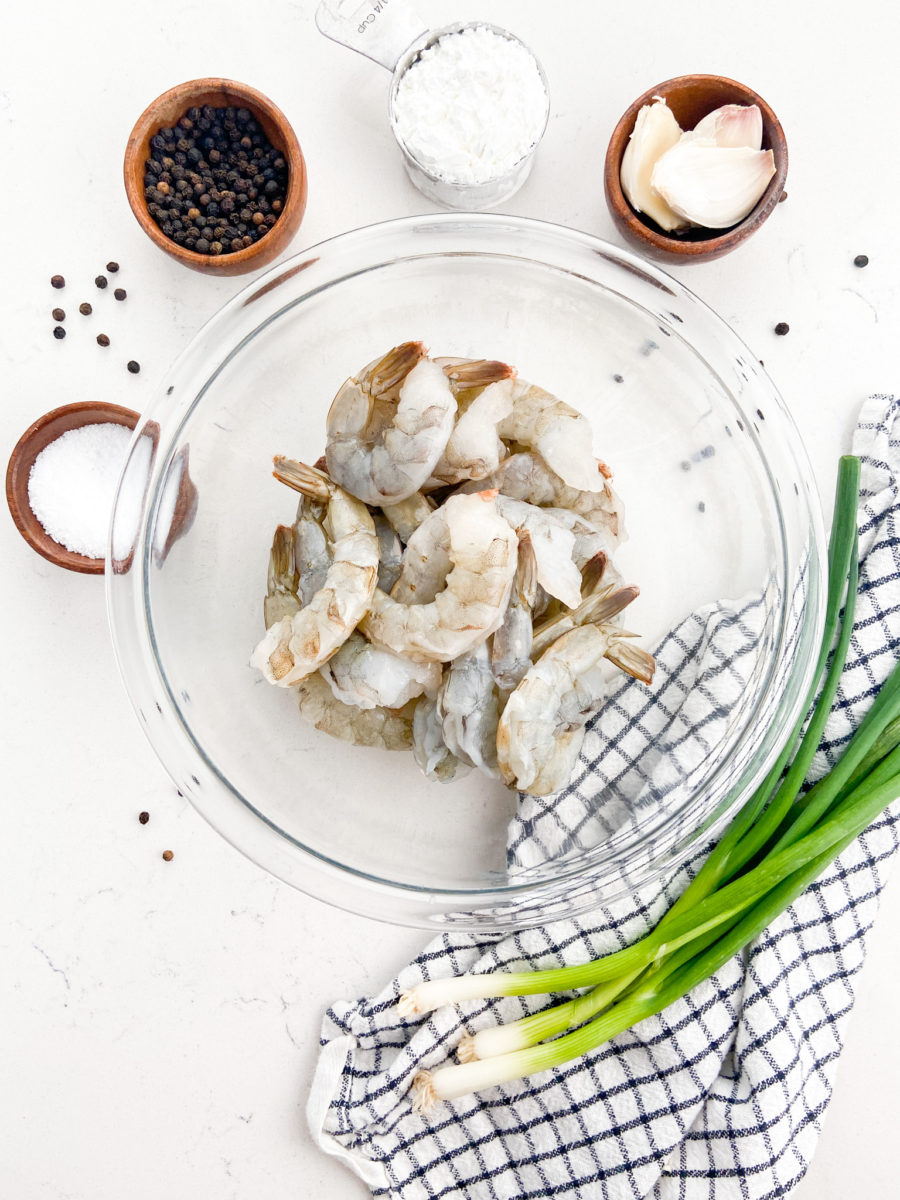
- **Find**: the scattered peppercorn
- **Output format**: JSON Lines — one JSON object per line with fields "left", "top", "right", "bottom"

{"left": 162, "top": 849, "right": 174, "bottom": 862}
{"left": 79, "top": 302, "right": 92, "bottom": 316}
{"left": 854, "top": 254, "right": 869, "bottom": 268}
{"left": 106, "top": 261, "right": 120, "bottom": 273}
{"left": 142, "top": 104, "right": 289, "bottom": 257}
{"left": 95, "top": 275, "right": 108, "bottom": 289}
{"left": 139, "top": 811, "right": 150, "bottom": 825}
{"left": 774, "top": 322, "right": 790, "bottom": 336}
{"left": 127, "top": 359, "right": 140, "bottom": 374}
{"left": 50, "top": 274, "right": 65, "bottom": 289}
{"left": 52, "top": 307, "right": 65, "bottom": 322}
{"left": 97, "top": 333, "right": 110, "bottom": 347}
{"left": 114, "top": 288, "right": 127, "bottom": 301}
{"left": 779, "top": 191, "right": 788, "bottom": 203}
{"left": 52, "top": 325, "right": 66, "bottom": 340}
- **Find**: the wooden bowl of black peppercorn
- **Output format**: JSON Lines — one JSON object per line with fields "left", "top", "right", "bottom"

{"left": 124, "top": 78, "right": 308, "bottom": 276}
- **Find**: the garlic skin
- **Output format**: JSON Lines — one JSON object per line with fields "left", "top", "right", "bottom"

{"left": 687, "top": 103, "right": 763, "bottom": 150}
{"left": 619, "top": 100, "right": 688, "bottom": 232}
{"left": 650, "top": 141, "right": 776, "bottom": 229}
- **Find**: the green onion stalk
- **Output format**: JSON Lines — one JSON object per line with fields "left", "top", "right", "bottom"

{"left": 403, "top": 456, "right": 900, "bottom": 1112}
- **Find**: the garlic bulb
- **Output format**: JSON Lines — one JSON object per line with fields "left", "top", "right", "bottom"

{"left": 687, "top": 103, "right": 763, "bottom": 150}
{"left": 650, "top": 140, "right": 776, "bottom": 229}
{"left": 619, "top": 100, "right": 688, "bottom": 232}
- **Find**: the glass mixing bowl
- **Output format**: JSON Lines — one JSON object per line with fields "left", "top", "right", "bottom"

{"left": 106, "top": 214, "right": 825, "bottom": 929}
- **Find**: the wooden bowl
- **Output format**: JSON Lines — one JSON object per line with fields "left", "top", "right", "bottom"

{"left": 6, "top": 402, "right": 140, "bottom": 574}
{"left": 124, "top": 78, "right": 308, "bottom": 276}
{"left": 603, "top": 74, "right": 788, "bottom": 264}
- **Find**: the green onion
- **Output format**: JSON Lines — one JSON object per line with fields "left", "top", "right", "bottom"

{"left": 404, "top": 455, "right": 900, "bottom": 1109}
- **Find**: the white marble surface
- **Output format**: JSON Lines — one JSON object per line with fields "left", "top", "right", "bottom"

{"left": 2, "top": 1, "right": 898, "bottom": 1195}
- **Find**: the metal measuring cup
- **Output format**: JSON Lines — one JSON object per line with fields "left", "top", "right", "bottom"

{"left": 316, "top": 1, "right": 550, "bottom": 211}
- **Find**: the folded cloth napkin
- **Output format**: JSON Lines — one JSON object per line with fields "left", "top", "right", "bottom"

{"left": 309, "top": 394, "right": 900, "bottom": 1199}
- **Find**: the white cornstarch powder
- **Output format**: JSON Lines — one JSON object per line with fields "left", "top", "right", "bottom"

{"left": 28, "top": 422, "right": 133, "bottom": 558}
{"left": 393, "top": 26, "right": 548, "bottom": 185}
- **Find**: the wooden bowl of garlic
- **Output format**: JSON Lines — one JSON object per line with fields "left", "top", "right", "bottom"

{"left": 603, "top": 75, "right": 788, "bottom": 263}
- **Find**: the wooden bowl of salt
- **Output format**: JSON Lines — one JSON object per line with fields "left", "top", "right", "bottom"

{"left": 6, "top": 402, "right": 140, "bottom": 574}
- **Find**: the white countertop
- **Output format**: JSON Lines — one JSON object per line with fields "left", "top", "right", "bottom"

{"left": 2, "top": 1, "right": 898, "bottom": 1196}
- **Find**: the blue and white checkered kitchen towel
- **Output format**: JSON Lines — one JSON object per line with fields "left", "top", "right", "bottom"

{"left": 309, "top": 394, "right": 900, "bottom": 1199}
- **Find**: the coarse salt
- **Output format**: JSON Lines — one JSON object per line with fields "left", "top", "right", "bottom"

{"left": 392, "top": 26, "right": 548, "bottom": 186}
{"left": 28, "top": 422, "right": 133, "bottom": 559}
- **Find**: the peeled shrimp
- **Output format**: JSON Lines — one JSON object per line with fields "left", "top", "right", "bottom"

{"left": 381, "top": 491, "right": 435, "bottom": 544}
{"left": 427, "top": 359, "right": 517, "bottom": 486}
{"left": 461, "top": 450, "right": 622, "bottom": 541}
{"left": 321, "top": 632, "right": 440, "bottom": 711}
{"left": 263, "top": 524, "right": 301, "bottom": 629}
{"left": 292, "top": 494, "right": 331, "bottom": 606}
{"left": 297, "top": 672, "right": 415, "bottom": 750}
{"left": 250, "top": 459, "right": 379, "bottom": 687}
{"left": 373, "top": 512, "right": 403, "bottom": 593}
{"left": 325, "top": 342, "right": 458, "bottom": 505}
{"left": 437, "top": 641, "right": 500, "bottom": 777}
{"left": 361, "top": 490, "right": 518, "bottom": 663}
{"left": 389, "top": 502, "right": 452, "bottom": 605}
{"left": 491, "top": 531, "right": 539, "bottom": 692}
{"left": 412, "top": 695, "right": 471, "bottom": 782}
{"left": 496, "top": 615, "right": 655, "bottom": 796}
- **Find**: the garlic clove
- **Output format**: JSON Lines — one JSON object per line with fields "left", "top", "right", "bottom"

{"left": 650, "top": 141, "right": 776, "bottom": 229}
{"left": 686, "top": 103, "right": 764, "bottom": 150}
{"left": 619, "top": 100, "right": 689, "bottom": 232}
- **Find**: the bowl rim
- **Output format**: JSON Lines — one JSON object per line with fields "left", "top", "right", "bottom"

{"left": 123, "top": 76, "right": 308, "bottom": 275}
{"left": 106, "top": 213, "right": 825, "bottom": 927}
{"left": 603, "top": 73, "right": 789, "bottom": 259}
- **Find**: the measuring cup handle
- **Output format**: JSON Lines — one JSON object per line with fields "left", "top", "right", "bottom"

{"left": 315, "top": 0, "right": 428, "bottom": 71}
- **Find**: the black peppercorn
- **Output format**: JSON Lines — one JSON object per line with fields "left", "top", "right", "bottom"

{"left": 114, "top": 288, "right": 126, "bottom": 301}
{"left": 106, "top": 261, "right": 119, "bottom": 273}
{"left": 52, "top": 307, "right": 65, "bottom": 321}
{"left": 79, "top": 302, "right": 92, "bottom": 316}
{"left": 854, "top": 254, "right": 869, "bottom": 268}
{"left": 97, "top": 333, "right": 110, "bottom": 347}
{"left": 95, "top": 275, "right": 108, "bottom": 289}
{"left": 774, "top": 322, "right": 790, "bottom": 336}
{"left": 144, "top": 105, "right": 288, "bottom": 257}
{"left": 127, "top": 360, "right": 141, "bottom": 374}
{"left": 139, "top": 811, "right": 150, "bottom": 824}
{"left": 52, "top": 325, "right": 66, "bottom": 339}
{"left": 50, "top": 274, "right": 65, "bottom": 289}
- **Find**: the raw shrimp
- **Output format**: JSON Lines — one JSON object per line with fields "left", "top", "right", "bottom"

{"left": 361, "top": 491, "right": 518, "bottom": 663}
{"left": 428, "top": 358, "right": 517, "bottom": 486}
{"left": 492, "top": 495, "right": 583, "bottom": 610}
{"left": 437, "top": 641, "right": 500, "bottom": 776}
{"left": 389, "top": 502, "right": 452, "bottom": 604}
{"left": 325, "top": 342, "right": 458, "bottom": 505}
{"left": 321, "top": 632, "right": 440, "bottom": 710}
{"left": 297, "top": 672, "right": 415, "bottom": 750}
{"left": 412, "top": 694, "right": 471, "bottom": 782}
{"left": 292, "top": 495, "right": 331, "bottom": 607}
{"left": 250, "top": 459, "right": 379, "bottom": 687}
{"left": 461, "top": 450, "right": 622, "bottom": 541}
{"left": 263, "top": 524, "right": 301, "bottom": 629}
{"left": 496, "top": 617, "right": 656, "bottom": 796}
{"left": 381, "top": 491, "right": 434, "bottom": 544}
{"left": 373, "top": 512, "right": 403, "bottom": 593}
{"left": 491, "top": 531, "right": 539, "bottom": 692}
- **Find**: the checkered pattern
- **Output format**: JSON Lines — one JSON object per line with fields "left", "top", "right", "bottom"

{"left": 309, "top": 395, "right": 900, "bottom": 1200}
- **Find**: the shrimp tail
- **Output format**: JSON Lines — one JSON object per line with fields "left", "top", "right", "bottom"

{"left": 442, "top": 359, "right": 517, "bottom": 388}
{"left": 604, "top": 635, "right": 656, "bottom": 685}
{"left": 368, "top": 340, "right": 427, "bottom": 392}
{"left": 273, "top": 456, "right": 332, "bottom": 503}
